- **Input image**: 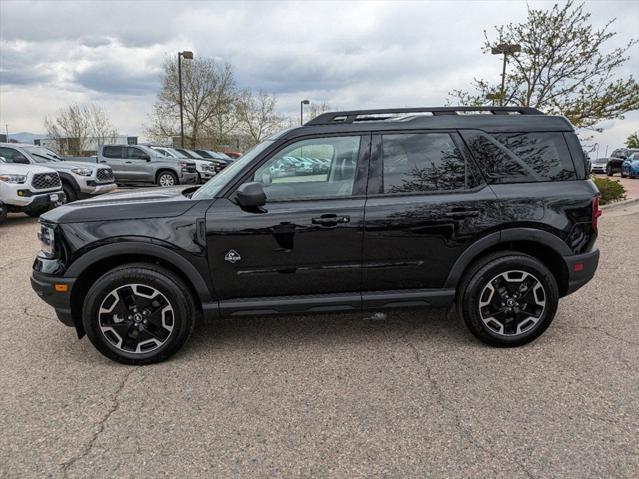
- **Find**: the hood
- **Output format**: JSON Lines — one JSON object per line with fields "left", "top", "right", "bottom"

{"left": 0, "top": 163, "right": 58, "bottom": 176}
{"left": 42, "top": 186, "right": 200, "bottom": 224}
{"left": 45, "top": 161, "right": 104, "bottom": 171}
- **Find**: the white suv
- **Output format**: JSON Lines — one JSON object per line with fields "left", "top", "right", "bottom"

{"left": 0, "top": 158, "right": 65, "bottom": 223}
{"left": 0, "top": 143, "right": 117, "bottom": 202}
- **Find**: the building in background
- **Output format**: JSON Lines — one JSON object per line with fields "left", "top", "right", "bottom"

{"left": 35, "top": 135, "right": 138, "bottom": 155}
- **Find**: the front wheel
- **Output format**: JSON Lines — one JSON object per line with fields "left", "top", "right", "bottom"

{"left": 621, "top": 169, "right": 627, "bottom": 178}
{"left": 25, "top": 207, "right": 49, "bottom": 218}
{"left": 606, "top": 165, "right": 613, "bottom": 176}
{"left": 0, "top": 202, "right": 7, "bottom": 224}
{"left": 457, "top": 253, "right": 559, "bottom": 347}
{"left": 82, "top": 263, "right": 196, "bottom": 364}
{"left": 157, "top": 171, "right": 178, "bottom": 187}
{"left": 62, "top": 183, "right": 77, "bottom": 203}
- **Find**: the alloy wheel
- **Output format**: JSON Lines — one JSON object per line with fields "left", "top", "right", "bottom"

{"left": 478, "top": 270, "right": 546, "bottom": 336}
{"left": 159, "top": 174, "right": 175, "bottom": 187}
{"left": 98, "top": 283, "right": 175, "bottom": 354}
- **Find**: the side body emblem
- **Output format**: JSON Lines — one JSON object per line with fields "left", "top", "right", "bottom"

{"left": 225, "top": 249, "right": 241, "bottom": 263}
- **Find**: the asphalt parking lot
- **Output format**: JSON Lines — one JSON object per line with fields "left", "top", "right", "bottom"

{"left": 1, "top": 205, "right": 638, "bottom": 478}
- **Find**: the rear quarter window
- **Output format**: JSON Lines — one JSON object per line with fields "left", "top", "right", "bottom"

{"left": 463, "top": 131, "right": 576, "bottom": 183}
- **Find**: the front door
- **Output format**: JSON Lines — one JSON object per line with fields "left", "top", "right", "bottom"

{"left": 362, "top": 131, "right": 500, "bottom": 301}
{"left": 206, "top": 134, "right": 370, "bottom": 310}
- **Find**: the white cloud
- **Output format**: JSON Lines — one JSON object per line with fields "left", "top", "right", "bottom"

{"left": 0, "top": 0, "right": 637, "bottom": 148}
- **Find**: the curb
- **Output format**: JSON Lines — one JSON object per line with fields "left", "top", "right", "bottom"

{"left": 601, "top": 197, "right": 639, "bottom": 210}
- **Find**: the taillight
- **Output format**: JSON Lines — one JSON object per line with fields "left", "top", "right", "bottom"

{"left": 592, "top": 196, "right": 602, "bottom": 232}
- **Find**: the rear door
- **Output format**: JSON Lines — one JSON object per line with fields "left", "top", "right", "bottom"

{"left": 206, "top": 134, "right": 370, "bottom": 312}
{"left": 361, "top": 131, "right": 500, "bottom": 304}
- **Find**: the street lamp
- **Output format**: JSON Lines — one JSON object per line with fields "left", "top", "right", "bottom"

{"left": 491, "top": 43, "right": 521, "bottom": 106}
{"left": 300, "top": 99, "right": 310, "bottom": 125}
{"left": 178, "top": 50, "right": 194, "bottom": 147}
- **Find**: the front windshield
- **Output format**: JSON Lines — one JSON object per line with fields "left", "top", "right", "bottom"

{"left": 192, "top": 140, "right": 274, "bottom": 199}
{"left": 23, "top": 146, "right": 61, "bottom": 162}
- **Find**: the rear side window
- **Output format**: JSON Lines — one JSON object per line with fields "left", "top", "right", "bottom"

{"left": 103, "top": 146, "right": 123, "bottom": 158}
{"left": 381, "top": 133, "right": 481, "bottom": 194}
{"left": 464, "top": 132, "right": 576, "bottom": 183}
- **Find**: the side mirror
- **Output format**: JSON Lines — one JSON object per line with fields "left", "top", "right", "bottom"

{"left": 235, "top": 182, "right": 266, "bottom": 209}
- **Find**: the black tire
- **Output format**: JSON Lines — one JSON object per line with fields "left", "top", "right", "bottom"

{"left": 606, "top": 165, "right": 613, "bottom": 176}
{"left": 457, "top": 252, "right": 559, "bottom": 347}
{"left": 0, "top": 202, "right": 7, "bottom": 225}
{"left": 82, "top": 263, "right": 196, "bottom": 364}
{"left": 156, "top": 171, "right": 178, "bottom": 187}
{"left": 62, "top": 183, "right": 77, "bottom": 203}
{"left": 621, "top": 169, "right": 627, "bottom": 178}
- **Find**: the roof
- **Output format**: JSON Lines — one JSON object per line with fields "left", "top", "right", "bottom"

{"left": 281, "top": 107, "right": 574, "bottom": 139}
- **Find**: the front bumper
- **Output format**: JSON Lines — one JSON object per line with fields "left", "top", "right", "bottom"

{"left": 563, "top": 249, "right": 599, "bottom": 296}
{"left": 1, "top": 183, "right": 65, "bottom": 207}
{"left": 76, "top": 176, "right": 117, "bottom": 196}
{"left": 179, "top": 171, "right": 199, "bottom": 184}
{"left": 30, "top": 268, "right": 76, "bottom": 327}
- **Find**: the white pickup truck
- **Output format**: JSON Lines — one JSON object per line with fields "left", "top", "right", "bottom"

{"left": 0, "top": 158, "right": 65, "bottom": 224}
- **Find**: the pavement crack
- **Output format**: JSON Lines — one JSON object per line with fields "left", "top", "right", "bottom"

{"left": 0, "top": 256, "right": 32, "bottom": 272}
{"left": 23, "top": 306, "right": 52, "bottom": 322}
{"left": 580, "top": 326, "right": 639, "bottom": 347}
{"left": 60, "top": 368, "right": 136, "bottom": 476}
{"left": 404, "top": 337, "right": 535, "bottom": 479}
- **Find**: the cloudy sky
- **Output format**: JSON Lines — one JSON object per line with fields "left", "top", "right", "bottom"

{"left": 1, "top": 0, "right": 637, "bottom": 153}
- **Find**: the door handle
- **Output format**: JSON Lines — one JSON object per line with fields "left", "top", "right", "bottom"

{"left": 444, "top": 208, "right": 480, "bottom": 218}
{"left": 312, "top": 214, "right": 350, "bottom": 226}
{"left": 125, "top": 161, "right": 133, "bottom": 164}
{"left": 99, "top": 160, "right": 107, "bottom": 163}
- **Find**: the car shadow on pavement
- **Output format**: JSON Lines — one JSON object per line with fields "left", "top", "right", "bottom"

{"left": 183, "top": 307, "right": 474, "bottom": 358}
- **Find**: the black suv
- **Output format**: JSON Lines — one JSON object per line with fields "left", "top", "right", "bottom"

{"left": 31, "top": 107, "right": 601, "bottom": 364}
{"left": 607, "top": 147, "right": 639, "bottom": 176}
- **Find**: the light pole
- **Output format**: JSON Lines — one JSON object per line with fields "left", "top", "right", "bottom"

{"left": 491, "top": 43, "right": 521, "bottom": 106}
{"left": 300, "top": 99, "right": 310, "bottom": 125}
{"left": 178, "top": 51, "right": 194, "bottom": 147}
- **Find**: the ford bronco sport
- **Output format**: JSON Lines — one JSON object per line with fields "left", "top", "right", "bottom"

{"left": 31, "top": 107, "right": 600, "bottom": 364}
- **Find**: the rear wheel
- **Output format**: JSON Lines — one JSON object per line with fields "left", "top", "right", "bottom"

{"left": 157, "top": 171, "right": 177, "bottom": 187}
{"left": 457, "top": 252, "right": 559, "bottom": 347}
{"left": 82, "top": 263, "right": 196, "bottom": 364}
{"left": 621, "top": 168, "right": 627, "bottom": 178}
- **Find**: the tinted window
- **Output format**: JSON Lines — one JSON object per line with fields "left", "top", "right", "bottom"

{"left": 381, "top": 133, "right": 480, "bottom": 193}
{"left": 0, "top": 147, "right": 29, "bottom": 164}
{"left": 250, "top": 136, "right": 361, "bottom": 202}
{"left": 127, "top": 147, "right": 149, "bottom": 160}
{"left": 103, "top": 146, "right": 123, "bottom": 158}
{"left": 465, "top": 132, "right": 575, "bottom": 183}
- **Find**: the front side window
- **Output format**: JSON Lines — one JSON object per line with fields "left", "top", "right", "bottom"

{"left": 127, "top": 147, "right": 149, "bottom": 160}
{"left": 381, "top": 133, "right": 479, "bottom": 193}
{"left": 251, "top": 136, "right": 361, "bottom": 202}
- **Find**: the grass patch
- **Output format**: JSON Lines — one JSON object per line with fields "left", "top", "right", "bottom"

{"left": 592, "top": 176, "right": 626, "bottom": 205}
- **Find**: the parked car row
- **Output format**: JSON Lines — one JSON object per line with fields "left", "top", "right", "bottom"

{"left": 605, "top": 147, "right": 639, "bottom": 177}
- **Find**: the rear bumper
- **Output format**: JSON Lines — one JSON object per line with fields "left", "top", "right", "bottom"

{"left": 179, "top": 172, "right": 199, "bottom": 184}
{"left": 563, "top": 249, "right": 599, "bottom": 296}
{"left": 30, "top": 268, "right": 75, "bottom": 327}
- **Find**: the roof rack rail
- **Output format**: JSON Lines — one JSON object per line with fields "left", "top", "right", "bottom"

{"left": 305, "top": 106, "right": 544, "bottom": 125}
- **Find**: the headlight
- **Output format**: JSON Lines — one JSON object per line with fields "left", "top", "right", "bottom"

{"left": 71, "top": 168, "right": 93, "bottom": 176}
{"left": 38, "top": 224, "right": 56, "bottom": 257}
{"left": 0, "top": 174, "right": 27, "bottom": 184}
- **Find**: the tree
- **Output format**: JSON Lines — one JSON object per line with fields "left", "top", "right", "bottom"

{"left": 44, "top": 104, "right": 117, "bottom": 156}
{"left": 449, "top": 1, "right": 639, "bottom": 130}
{"left": 625, "top": 132, "right": 639, "bottom": 148}
{"left": 309, "top": 101, "right": 333, "bottom": 120}
{"left": 235, "top": 89, "right": 285, "bottom": 145}
{"left": 146, "top": 56, "right": 237, "bottom": 147}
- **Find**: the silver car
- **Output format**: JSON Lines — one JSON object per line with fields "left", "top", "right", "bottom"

{"left": 0, "top": 143, "right": 117, "bottom": 202}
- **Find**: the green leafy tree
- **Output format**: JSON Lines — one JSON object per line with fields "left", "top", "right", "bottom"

{"left": 625, "top": 132, "right": 639, "bottom": 148}
{"left": 449, "top": 0, "right": 639, "bottom": 130}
